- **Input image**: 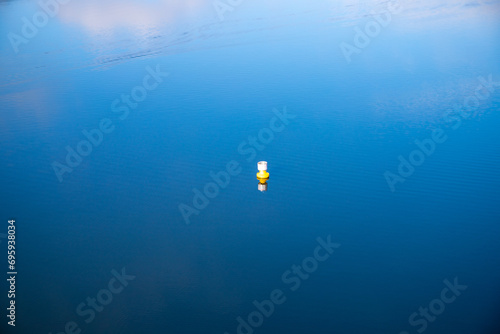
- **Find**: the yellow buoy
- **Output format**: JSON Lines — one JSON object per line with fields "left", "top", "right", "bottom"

{"left": 256, "top": 161, "right": 269, "bottom": 179}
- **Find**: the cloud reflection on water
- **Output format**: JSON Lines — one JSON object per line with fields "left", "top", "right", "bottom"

{"left": 58, "top": 0, "right": 211, "bottom": 34}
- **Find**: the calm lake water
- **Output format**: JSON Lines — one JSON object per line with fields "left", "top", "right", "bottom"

{"left": 1, "top": 0, "right": 500, "bottom": 333}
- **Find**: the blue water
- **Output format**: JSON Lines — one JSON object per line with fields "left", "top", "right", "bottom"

{"left": 1, "top": 0, "right": 500, "bottom": 333}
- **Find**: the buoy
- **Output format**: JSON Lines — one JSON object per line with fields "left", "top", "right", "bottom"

{"left": 256, "top": 161, "right": 269, "bottom": 179}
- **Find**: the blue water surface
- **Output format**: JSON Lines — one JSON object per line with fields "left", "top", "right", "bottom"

{"left": 1, "top": 0, "right": 500, "bottom": 333}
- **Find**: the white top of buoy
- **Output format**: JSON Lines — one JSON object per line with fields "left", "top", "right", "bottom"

{"left": 257, "top": 161, "right": 267, "bottom": 171}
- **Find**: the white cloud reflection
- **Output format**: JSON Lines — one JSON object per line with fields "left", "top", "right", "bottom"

{"left": 58, "top": 0, "right": 211, "bottom": 35}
